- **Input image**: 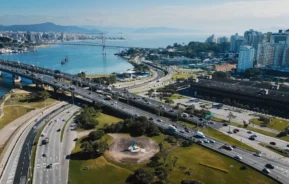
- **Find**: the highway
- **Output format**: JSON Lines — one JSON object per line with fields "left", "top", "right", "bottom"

{"left": 33, "top": 105, "right": 79, "bottom": 184}
{"left": 0, "top": 102, "right": 68, "bottom": 184}
{"left": 1, "top": 60, "right": 289, "bottom": 183}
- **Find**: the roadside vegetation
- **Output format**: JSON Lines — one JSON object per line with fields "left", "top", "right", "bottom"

{"left": 211, "top": 117, "right": 289, "bottom": 142}
{"left": 250, "top": 117, "right": 289, "bottom": 132}
{"left": 76, "top": 106, "right": 101, "bottom": 129}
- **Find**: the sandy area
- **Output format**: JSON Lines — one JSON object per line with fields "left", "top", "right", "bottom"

{"left": 107, "top": 134, "right": 159, "bottom": 163}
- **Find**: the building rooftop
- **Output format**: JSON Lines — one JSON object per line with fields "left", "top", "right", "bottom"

{"left": 191, "top": 79, "right": 289, "bottom": 103}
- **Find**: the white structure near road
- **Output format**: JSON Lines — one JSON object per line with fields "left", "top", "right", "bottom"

{"left": 237, "top": 46, "right": 255, "bottom": 72}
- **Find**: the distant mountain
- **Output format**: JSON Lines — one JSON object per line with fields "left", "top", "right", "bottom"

{"left": 80, "top": 26, "right": 137, "bottom": 34}
{"left": 133, "top": 27, "right": 200, "bottom": 34}
{"left": 0, "top": 22, "right": 100, "bottom": 33}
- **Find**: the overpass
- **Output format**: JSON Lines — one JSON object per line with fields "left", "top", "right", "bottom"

{"left": 0, "top": 60, "right": 289, "bottom": 183}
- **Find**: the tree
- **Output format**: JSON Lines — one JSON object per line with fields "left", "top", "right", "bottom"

{"left": 213, "top": 71, "right": 230, "bottom": 78}
{"left": 227, "top": 112, "right": 235, "bottom": 123}
{"left": 88, "top": 130, "right": 105, "bottom": 141}
{"left": 164, "top": 98, "right": 174, "bottom": 105}
{"left": 35, "top": 91, "right": 50, "bottom": 101}
{"left": 126, "top": 169, "right": 154, "bottom": 184}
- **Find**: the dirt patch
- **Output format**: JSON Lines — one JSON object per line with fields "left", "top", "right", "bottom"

{"left": 108, "top": 134, "right": 159, "bottom": 164}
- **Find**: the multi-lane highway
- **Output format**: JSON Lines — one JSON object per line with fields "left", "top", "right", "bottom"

{"left": 0, "top": 102, "right": 68, "bottom": 184}
{"left": 1, "top": 60, "right": 289, "bottom": 183}
{"left": 33, "top": 105, "right": 79, "bottom": 184}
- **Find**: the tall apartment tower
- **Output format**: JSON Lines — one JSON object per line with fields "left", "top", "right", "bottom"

{"left": 237, "top": 46, "right": 255, "bottom": 72}
{"left": 230, "top": 33, "right": 245, "bottom": 53}
{"left": 257, "top": 43, "right": 275, "bottom": 67}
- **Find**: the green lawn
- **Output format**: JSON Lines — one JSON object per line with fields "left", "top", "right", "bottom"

{"left": 250, "top": 118, "right": 289, "bottom": 132}
{"left": 167, "top": 145, "right": 277, "bottom": 184}
{"left": 168, "top": 94, "right": 188, "bottom": 100}
{"left": 6, "top": 94, "right": 55, "bottom": 109}
{"left": 95, "top": 113, "right": 122, "bottom": 129}
{"left": 0, "top": 106, "right": 33, "bottom": 130}
{"left": 171, "top": 72, "right": 192, "bottom": 79}
{"left": 69, "top": 132, "right": 277, "bottom": 184}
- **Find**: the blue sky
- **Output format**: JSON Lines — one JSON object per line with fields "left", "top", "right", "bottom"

{"left": 1, "top": 0, "right": 289, "bottom": 34}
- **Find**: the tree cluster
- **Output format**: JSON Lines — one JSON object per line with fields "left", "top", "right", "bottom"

{"left": 103, "top": 117, "right": 160, "bottom": 137}
{"left": 91, "top": 74, "right": 116, "bottom": 85}
{"left": 76, "top": 107, "right": 100, "bottom": 129}
{"left": 213, "top": 71, "right": 230, "bottom": 78}
{"left": 28, "top": 90, "right": 50, "bottom": 102}
{"left": 80, "top": 130, "right": 108, "bottom": 158}
{"left": 132, "top": 63, "right": 150, "bottom": 73}
{"left": 241, "top": 68, "right": 261, "bottom": 79}
{"left": 0, "top": 37, "right": 12, "bottom": 43}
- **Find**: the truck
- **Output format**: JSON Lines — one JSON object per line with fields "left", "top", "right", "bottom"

{"left": 167, "top": 125, "right": 177, "bottom": 133}
{"left": 42, "top": 137, "right": 49, "bottom": 145}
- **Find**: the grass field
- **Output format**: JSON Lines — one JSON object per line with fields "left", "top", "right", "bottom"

{"left": 167, "top": 145, "right": 277, "bottom": 184}
{"left": 168, "top": 94, "right": 188, "bottom": 100}
{"left": 69, "top": 132, "right": 277, "bottom": 184}
{"left": 171, "top": 72, "right": 192, "bottom": 79}
{"left": 250, "top": 118, "right": 289, "bottom": 132}
{"left": 95, "top": 113, "right": 122, "bottom": 129}
{"left": 6, "top": 94, "right": 55, "bottom": 109}
{"left": 0, "top": 106, "right": 33, "bottom": 130}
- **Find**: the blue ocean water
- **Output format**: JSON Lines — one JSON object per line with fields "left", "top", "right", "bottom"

{"left": 0, "top": 33, "right": 207, "bottom": 97}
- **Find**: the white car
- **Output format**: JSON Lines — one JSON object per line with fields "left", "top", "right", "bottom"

{"left": 284, "top": 148, "right": 289, "bottom": 152}
{"left": 209, "top": 140, "right": 215, "bottom": 143}
{"left": 234, "top": 155, "right": 242, "bottom": 160}
{"left": 203, "top": 139, "right": 209, "bottom": 143}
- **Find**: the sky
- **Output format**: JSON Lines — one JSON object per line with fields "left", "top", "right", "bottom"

{"left": 1, "top": 0, "right": 289, "bottom": 35}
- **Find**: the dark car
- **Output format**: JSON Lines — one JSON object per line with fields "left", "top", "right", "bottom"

{"left": 262, "top": 168, "right": 271, "bottom": 174}
{"left": 149, "top": 117, "right": 154, "bottom": 121}
{"left": 47, "top": 164, "right": 52, "bottom": 169}
{"left": 73, "top": 138, "right": 78, "bottom": 141}
{"left": 57, "top": 128, "right": 61, "bottom": 132}
{"left": 223, "top": 123, "right": 228, "bottom": 126}
{"left": 269, "top": 142, "right": 276, "bottom": 146}
{"left": 265, "top": 164, "right": 274, "bottom": 169}
{"left": 42, "top": 153, "right": 47, "bottom": 157}
{"left": 249, "top": 136, "right": 255, "bottom": 141}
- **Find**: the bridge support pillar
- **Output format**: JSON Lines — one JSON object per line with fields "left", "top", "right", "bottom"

{"left": 13, "top": 76, "right": 21, "bottom": 83}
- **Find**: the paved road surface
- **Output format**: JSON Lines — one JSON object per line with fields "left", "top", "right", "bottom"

{"left": 33, "top": 105, "right": 79, "bottom": 184}
{"left": 0, "top": 102, "right": 67, "bottom": 184}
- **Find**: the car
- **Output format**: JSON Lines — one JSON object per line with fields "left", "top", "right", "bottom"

{"left": 157, "top": 119, "right": 162, "bottom": 122}
{"left": 262, "top": 168, "right": 271, "bottom": 174}
{"left": 209, "top": 140, "right": 215, "bottom": 143}
{"left": 203, "top": 139, "right": 209, "bottom": 143}
{"left": 57, "top": 128, "right": 61, "bottom": 132}
{"left": 252, "top": 134, "right": 257, "bottom": 138}
{"left": 169, "top": 109, "right": 174, "bottom": 113}
{"left": 223, "top": 123, "right": 228, "bottom": 126}
{"left": 284, "top": 148, "right": 289, "bottom": 152}
{"left": 265, "top": 164, "right": 274, "bottom": 169}
{"left": 227, "top": 131, "right": 233, "bottom": 134}
{"left": 269, "top": 142, "right": 276, "bottom": 146}
{"left": 47, "top": 164, "right": 52, "bottom": 169}
{"left": 247, "top": 131, "right": 252, "bottom": 134}
{"left": 287, "top": 144, "right": 289, "bottom": 147}
{"left": 234, "top": 155, "right": 242, "bottom": 160}
{"left": 180, "top": 130, "right": 185, "bottom": 133}
{"left": 222, "top": 145, "right": 233, "bottom": 151}
{"left": 209, "top": 121, "right": 215, "bottom": 125}
{"left": 149, "top": 117, "right": 154, "bottom": 121}
{"left": 73, "top": 138, "right": 78, "bottom": 141}
{"left": 185, "top": 129, "right": 190, "bottom": 133}
{"left": 42, "top": 153, "right": 47, "bottom": 157}
{"left": 254, "top": 152, "right": 262, "bottom": 157}
{"left": 249, "top": 136, "right": 255, "bottom": 140}
{"left": 197, "top": 140, "right": 203, "bottom": 144}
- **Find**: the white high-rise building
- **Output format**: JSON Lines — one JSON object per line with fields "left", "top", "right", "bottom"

{"left": 257, "top": 43, "right": 275, "bottom": 67}
{"left": 237, "top": 46, "right": 255, "bottom": 72}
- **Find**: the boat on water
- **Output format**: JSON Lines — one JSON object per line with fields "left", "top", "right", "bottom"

{"left": 65, "top": 56, "right": 69, "bottom": 62}
{"left": 61, "top": 60, "right": 65, "bottom": 65}
{"left": 61, "top": 56, "right": 69, "bottom": 65}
